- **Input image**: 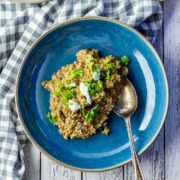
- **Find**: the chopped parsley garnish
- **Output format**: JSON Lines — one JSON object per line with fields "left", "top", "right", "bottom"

{"left": 86, "top": 54, "right": 95, "bottom": 62}
{"left": 45, "top": 112, "right": 57, "bottom": 123}
{"left": 68, "top": 69, "right": 84, "bottom": 79}
{"left": 81, "top": 102, "right": 86, "bottom": 116}
{"left": 103, "top": 56, "right": 116, "bottom": 80}
{"left": 58, "top": 83, "right": 64, "bottom": 89}
{"left": 85, "top": 79, "right": 103, "bottom": 95}
{"left": 55, "top": 82, "right": 75, "bottom": 104}
{"left": 62, "top": 89, "right": 74, "bottom": 103}
{"left": 106, "top": 63, "right": 115, "bottom": 70}
{"left": 121, "top": 56, "right": 130, "bottom": 66}
{"left": 104, "top": 62, "right": 115, "bottom": 80}
{"left": 92, "top": 66, "right": 99, "bottom": 72}
{"left": 104, "top": 57, "right": 111, "bottom": 64}
{"left": 84, "top": 82, "right": 90, "bottom": 88}
{"left": 84, "top": 107, "right": 98, "bottom": 121}
{"left": 55, "top": 83, "right": 64, "bottom": 97}
{"left": 95, "top": 80, "right": 103, "bottom": 92}
{"left": 105, "top": 69, "right": 111, "bottom": 80}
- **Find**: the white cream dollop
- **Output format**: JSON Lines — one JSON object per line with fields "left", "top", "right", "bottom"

{"left": 92, "top": 69, "right": 100, "bottom": 81}
{"left": 68, "top": 99, "right": 81, "bottom": 111}
{"left": 79, "top": 82, "right": 92, "bottom": 105}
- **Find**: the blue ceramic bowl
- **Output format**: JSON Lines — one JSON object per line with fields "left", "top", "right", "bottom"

{"left": 16, "top": 17, "right": 169, "bottom": 171}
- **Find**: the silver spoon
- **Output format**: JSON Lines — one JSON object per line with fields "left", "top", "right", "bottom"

{"left": 113, "top": 78, "right": 144, "bottom": 180}
{"left": 8, "top": 0, "right": 50, "bottom": 3}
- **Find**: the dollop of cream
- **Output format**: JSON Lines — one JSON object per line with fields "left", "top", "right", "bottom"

{"left": 92, "top": 69, "right": 100, "bottom": 81}
{"left": 68, "top": 99, "right": 81, "bottom": 111}
{"left": 79, "top": 82, "right": 92, "bottom": 105}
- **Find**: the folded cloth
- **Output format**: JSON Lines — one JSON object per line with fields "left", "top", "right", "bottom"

{"left": 0, "top": 0, "right": 162, "bottom": 179}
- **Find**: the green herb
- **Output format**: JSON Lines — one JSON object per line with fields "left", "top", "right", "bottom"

{"left": 86, "top": 54, "right": 95, "bottom": 62}
{"left": 55, "top": 82, "right": 76, "bottom": 97}
{"left": 45, "top": 112, "right": 57, "bottom": 123}
{"left": 120, "top": 56, "right": 130, "bottom": 66}
{"left": 95, "top": 80, "right": 103, "bottom": 92}
{"left": 84, "top": 78, "right": 93, "bottom": 87}
{"left": 84, "top": 79, "right": 95, "bottom": 94}
{"left": 100, "top": 71, "right": 106, "bottom": 78}
{"left": 84, "top": 79, "right": 103, "bottom": 95}
{"left": 58, "top": 83, "right": 64, "bottom": 89}
{"left": 84, "top": 107, "right": 98, "bottom": 121}
{"left": 81, "top": 102, "right": 86, "bottom": 117}
{"left": 55, "top": 92, "right": 61, "bottom": 97}
{"left": 68, "top": 69, "right": 84, "bottom": 79}
{"left": 81, "top": 102, "right": 86, "bottom": 109}
{"left": 55, "top": 83, "right": 64, "bottom": 97}
{"left": 62, "top": 89, "right": 74, "bottom": 103}
{"left": 103, "top": 56, "right": 116, "bottom": 80}
{"left": 106, "top": 63, "right": 115, "bottom": 70}
{"left": 104, "top": 63, "right": 115, "bottom": 80}
{"left": 89, "top": 88, "right": 96, "bottom": 95}
{"left": 104, "top": 57, "right": 111, "bottom": 64}
{"left": 105, "top": 69, "right": 111, "bottom": 80}
{"left": 89, "top": 61, "right": 94, "bottom": 68}
{"left": 92, "top": 66, "right": 99, "bottom": 72}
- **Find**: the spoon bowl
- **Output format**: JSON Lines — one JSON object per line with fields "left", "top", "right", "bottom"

{"left": 113, "top": 78, "right": 138, "bottom": 118}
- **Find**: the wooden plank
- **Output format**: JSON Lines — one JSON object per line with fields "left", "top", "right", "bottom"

{"left": 124, "top": 131, "right": 164, "bottom": 180}
{"left": 124, "top": 20, "right": 165, "bottom": 180}
{"left": 41, "top": 153, "right": 81, "bottom": 180}
{"left": 164, "top": 0, "right": 180, "bottom": 179}
{"left": 23, "top": 142, "right": 41, "bottom": 180}
{"left": 83, "top": 168, "right": 123, "bottom": 180}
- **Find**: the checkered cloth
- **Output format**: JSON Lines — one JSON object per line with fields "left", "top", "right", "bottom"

{"left": 0, "top": 0, "right": 162, "bottom": 179}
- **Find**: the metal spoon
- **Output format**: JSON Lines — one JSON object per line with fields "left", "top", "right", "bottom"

{"left": 113, "top": 78, "right": 144, "bottom": 180}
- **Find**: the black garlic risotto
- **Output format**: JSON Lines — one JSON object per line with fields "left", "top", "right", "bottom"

{"left": 41, "top": 49, "right": 129, "bottom": 139}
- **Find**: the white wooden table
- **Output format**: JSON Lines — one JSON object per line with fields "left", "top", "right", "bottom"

{"left": 23, "top": 0, "right": 180, "bottom": 179}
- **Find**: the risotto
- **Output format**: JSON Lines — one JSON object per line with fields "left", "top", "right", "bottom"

{"left": 41, "top": 49, "right": 129, "bottom": 139}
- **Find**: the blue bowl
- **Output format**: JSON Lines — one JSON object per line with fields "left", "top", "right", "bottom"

{"left": 16, "top": 17, "right": 169, "bottom": 171}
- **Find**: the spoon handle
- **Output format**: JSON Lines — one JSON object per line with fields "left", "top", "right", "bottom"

{"left": 125, "top": 117, "right": 145, "bottom": 180}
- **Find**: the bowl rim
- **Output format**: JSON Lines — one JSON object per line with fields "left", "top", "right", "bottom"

{"left": 15, "top": 16, "right": 169, "bottom": 172}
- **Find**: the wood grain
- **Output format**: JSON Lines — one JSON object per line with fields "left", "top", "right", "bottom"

{"left": 23, "top": 142, "right": 41, "bottom": 180}
{"left": 164, "top": 0, "right": 180, "bottom": 179}
{"left": 124, "top": 132, "right": 165, "bottom": 180}
{"left": 41, "top": 153, "right": 81, "bottom": 180}
{"left": 83, "top": 168, "right": 123, "bottom": 180}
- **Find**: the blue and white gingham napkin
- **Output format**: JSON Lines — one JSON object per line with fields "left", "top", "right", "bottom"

{"left": 0, "top": 0, "right": 162, "bottom": 179}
